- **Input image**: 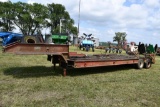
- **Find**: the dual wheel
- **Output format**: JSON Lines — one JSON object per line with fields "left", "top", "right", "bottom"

{"left": 137, "top": 58, "right": 151, "bottom": 69}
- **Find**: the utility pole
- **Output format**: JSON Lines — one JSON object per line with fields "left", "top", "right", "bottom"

{"left": 60, "top": 19, "right": 62, "bottom": 34}
{"left": 60, "top": 19, "right": 65, "bottom": 34}
{"left": 78, "top": 0, "right": 81, "bottom": 37}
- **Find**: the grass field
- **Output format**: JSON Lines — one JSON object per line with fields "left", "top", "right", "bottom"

{"left": 0, "top": 46, "right": 160, "bottom": 107}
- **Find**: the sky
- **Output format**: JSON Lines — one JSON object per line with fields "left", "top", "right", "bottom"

{"left": 1, "top": 0, "right": 160, "bottom": 45}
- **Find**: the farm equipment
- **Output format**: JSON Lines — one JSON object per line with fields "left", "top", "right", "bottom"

{"left": 0, "top": 32, "right": 23, "bottom": 46}
{"left": 156, "top": 47, "right": 160, "bottom": 55}
{"left": 2, "top": 41, "right": 156, "bottom": 76}
{"left": 52, "top": 34, "right": 69, "bottom": 44}
{"left": 0, "top": 32, "right": 45, "bottom": 45}
{"left": 79, "top": 33, "right": 94, "bottom": 52}
{"left": 105, "top": 41, "right": 120, "bottom": 54}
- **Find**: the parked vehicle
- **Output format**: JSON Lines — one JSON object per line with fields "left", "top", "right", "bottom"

{"left": 79, "top": 33, "right": 94, "bottom": 52}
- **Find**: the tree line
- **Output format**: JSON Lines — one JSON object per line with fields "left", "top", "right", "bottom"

{"left": 0, "top": 1, "right": 78, "bottom": 36}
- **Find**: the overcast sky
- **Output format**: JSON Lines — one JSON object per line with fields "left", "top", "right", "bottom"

{"left": 1, "top": 0, "right": 160, "bottom": 45}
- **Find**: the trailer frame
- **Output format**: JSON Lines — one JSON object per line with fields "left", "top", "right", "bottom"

{"left": 3, "top": 42, "right": 155, "bottom": 76}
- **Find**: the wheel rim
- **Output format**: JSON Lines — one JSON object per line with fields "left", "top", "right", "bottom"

{"left": 147, "top": 62, "right": 151, "bottom": 67}
{"left": 140, "top": 62, "right": 143, "bottom": 68}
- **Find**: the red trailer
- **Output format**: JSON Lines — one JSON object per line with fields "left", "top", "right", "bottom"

{"left": 3, "top": 42, "right": 155, "bottom": 76}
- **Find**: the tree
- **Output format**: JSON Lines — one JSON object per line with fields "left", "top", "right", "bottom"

{"left": 113, "top": 32, "right": 127, "bottom": 48}
{"left": 0, "top": 1, "right": 77, "bottom": 36}
{"left": 47, "top": 3, "right": 77, "bottom": 35}
{"left": 0, "top": 1, "right": 15, "bottom": 31}
{"left": 12, "top": 2, "right": 47, "bottom": 35}
{"left": 70, "top": 26, "right": 78, "bottom": 35}
{"left": 12, "top": 2, "right": 32, "bottom": 35}
{"left": 63, "top": 18, "right": 78, "bottom": 35}
{"left": 27, "top": 3, "right": 48, "bottom": 35}
{"left": 47, "top": 3, "right": 65, "bottom": 33}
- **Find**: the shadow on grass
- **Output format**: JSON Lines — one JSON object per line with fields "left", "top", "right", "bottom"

{"left": 3, "top": 66, "right": 63, "bottom": 78}
{"left": 67, "top": 64, "right": 136, "bottom": 76}
{"left": 3, "top": 65, "right": 136, "bottom": 78}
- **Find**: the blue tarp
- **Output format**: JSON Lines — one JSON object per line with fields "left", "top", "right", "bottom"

{"left": 0, "top": 32, "right": 23, "bottom": 46}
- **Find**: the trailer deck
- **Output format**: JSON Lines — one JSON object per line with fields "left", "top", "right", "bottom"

{"left": 68, "top": 54, "right": 139, "bottom": 68}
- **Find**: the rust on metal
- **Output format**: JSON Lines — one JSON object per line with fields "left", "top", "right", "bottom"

{"left": 72, "top": 59, "right": 138, "bottom": 68}
{"left": 67, "top": 54, "right": 139, "bottom": 68}
{"left": 69, "top": 52, "right": 86, "bottom": 58}
{"left": 63, "top": 69, "right": 67, "bottom": 76}
{"left": 3, "top": 42, "right": 69, "bottom": 55}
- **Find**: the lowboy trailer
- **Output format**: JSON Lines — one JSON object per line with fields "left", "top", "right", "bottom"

{"left": 3, "top": 42, "right": 155, "bottom": 76}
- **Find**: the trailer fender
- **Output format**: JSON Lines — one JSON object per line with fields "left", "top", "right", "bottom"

{"left": 137, "top": 59, "right": 144, "bottom": 69}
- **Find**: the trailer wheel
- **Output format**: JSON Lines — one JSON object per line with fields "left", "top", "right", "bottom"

{"left": 136, "top": 59, "right": 144, "bottom": 69}
{"left": 144, "top": 59, "right": 151, "bottom": 69}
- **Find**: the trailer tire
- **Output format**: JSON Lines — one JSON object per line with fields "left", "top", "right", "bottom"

{"left": 21, "top": 35, "right": 40, "bottom": 43}
{"left": 136, "top": 59, "right": 144, "bottom": 69}
{"left": 144, "top": 59, "right": 151, "bottom": 69}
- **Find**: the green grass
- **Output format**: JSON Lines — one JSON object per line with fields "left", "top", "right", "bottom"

{"left": 0, "top": 46, "right": 160, "bottom": 107}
